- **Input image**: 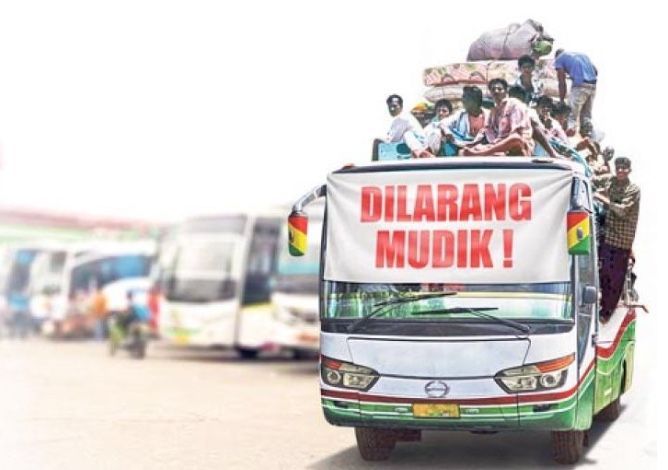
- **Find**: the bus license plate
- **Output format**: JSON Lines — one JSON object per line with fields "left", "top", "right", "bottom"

{"left": 412, "top": 404, "right": 460, "bottom": 418}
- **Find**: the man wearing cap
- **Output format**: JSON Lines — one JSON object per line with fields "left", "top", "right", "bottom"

{"left": 593, "top": 157, "right": 640, "bottom": 322}
{"left": 382, "top": 94, "right": 434, "bottom": 158}
{"left": 554, "top": 49, "right": 598, "bottom": 136}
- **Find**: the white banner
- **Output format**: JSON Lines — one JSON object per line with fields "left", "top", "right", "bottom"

{"left": 324, "top": 167, "right": 572, "bottom": 284}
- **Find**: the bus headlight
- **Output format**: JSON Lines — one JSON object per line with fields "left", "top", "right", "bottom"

{"left": 321, "top": 356, "right": 379, "bottom": 391}
{"left": 495, "top": 354, "right": 574, "bottom": 393}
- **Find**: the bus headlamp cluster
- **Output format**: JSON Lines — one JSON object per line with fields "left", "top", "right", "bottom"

{"left": 495, "top": 354, "right": 574, "bottom": 393}
{"left": 321, "top": 356, "right": 379, "bottom": 391}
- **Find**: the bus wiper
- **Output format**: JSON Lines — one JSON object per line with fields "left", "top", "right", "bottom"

{"left": 372, "top": 291, "right": 458, "bottom": 309}
{"left": 412, "top": 307, "right": 531, "bottom": 334}
{"left": 347, "top": 291, "right": 458, "bottom": 333}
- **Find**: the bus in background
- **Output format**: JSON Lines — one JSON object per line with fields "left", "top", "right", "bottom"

{"left": 272, "top": 201, "right": 323, "bottom": 358}
{"left": 36, "top": 241, "right": 156, "bottom": 338}
{"left": 0, "top": 242, "right": 63, "bottom": 338}
{"left": 157, "top": 212, "right": 282, "bottom": 358}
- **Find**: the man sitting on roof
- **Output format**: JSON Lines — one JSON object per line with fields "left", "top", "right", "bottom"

{"left": 532, "top": 95, "right": 567, "bottom": 157}
{"left": 462, "top": 78, "right": 533, "bottom": 156}
{"left": 411, "top": 101, "right": 436, "bottom": 128}
{"left": 424, "top": 99, "right": 454, "bottom": 155}
{"left": 434, "top": 86, "right": 489, "bottom": 156}
{"left": 381, "top": 94, "right": 434, "bottom": 158}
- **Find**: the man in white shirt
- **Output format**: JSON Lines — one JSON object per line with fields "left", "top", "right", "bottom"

{"left": 383, "top": 94, "right": 433, "bottom": 158}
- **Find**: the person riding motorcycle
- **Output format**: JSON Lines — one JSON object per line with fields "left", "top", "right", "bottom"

{"left": 109, "top": 291, "right": 149, "bottom": 358}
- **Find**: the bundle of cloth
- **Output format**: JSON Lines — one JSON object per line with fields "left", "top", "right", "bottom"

{"left": 466, "top": 19, "right": 554, "bottom": 61}
{"left": 423, "top": 59, "right": 561, "bottom": 105}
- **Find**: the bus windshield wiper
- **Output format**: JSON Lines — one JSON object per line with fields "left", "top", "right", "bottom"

{"left": 347, "top": 291, "right": 457, "bottom": 333}
{"left": 411, "top": 307, "right": 531, "bottom": 334}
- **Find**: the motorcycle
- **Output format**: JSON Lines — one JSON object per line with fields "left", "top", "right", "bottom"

{"left": 108, "top": 314, "right": 149, "bottom": 359}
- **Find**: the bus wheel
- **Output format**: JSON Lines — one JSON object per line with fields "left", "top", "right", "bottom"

{"left": 355, "top": 427, "right": 395, "bottom": 461}
{"left": 237, "top": 348, "right": 259, "bottom": 360}
{"left": 551, "top": 430, "right": 585, "bottom": 465}
{"left": 597, "top": 366, "right": 625, "bottom": 422}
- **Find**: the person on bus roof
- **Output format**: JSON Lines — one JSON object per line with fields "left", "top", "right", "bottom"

{"left": 462, "top": 78, "right": 533, "bottom": 156}
{"left": 554, "top": 49, "right": 598, "bottom": 136}
{"left": 381, "top": 94, "right": 434, "bottom": 159}
{"left": 434, "top": 86, "right": 489, "bottom": 156}
{"left": 423, "top": 99, "right": 455, "bottom": 155}
{"left": 513, "top": 54, "right": 544, "bottom": 105}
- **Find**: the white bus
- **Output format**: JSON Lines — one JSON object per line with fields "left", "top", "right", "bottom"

{"left": 0, "top": 242, "right": 64, "bottom": 337}
{"left": 157, "top": 212, "right": 282, "bottom": 358}
{"left": 29, "top": 241, "right": 156, "bottom": 338}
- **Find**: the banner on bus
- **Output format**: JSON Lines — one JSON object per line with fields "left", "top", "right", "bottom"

{"left": 324, "top": 167, "right": 572, "bottom": 284}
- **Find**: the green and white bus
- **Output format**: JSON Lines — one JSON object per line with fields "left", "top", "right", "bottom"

{"left": 288, "top": 157, "right": 638, "bottom": 464}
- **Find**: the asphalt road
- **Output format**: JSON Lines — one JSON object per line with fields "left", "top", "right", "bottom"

{"left": 0, "top": 318, "right": 658, "bottom": 470}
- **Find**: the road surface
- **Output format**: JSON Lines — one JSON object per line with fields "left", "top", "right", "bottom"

{"left": 0, "top": 319, "right": 657, "bottom": 469}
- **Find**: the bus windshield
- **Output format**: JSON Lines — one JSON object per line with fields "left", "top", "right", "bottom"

{"left": 30, "top": 251, "right": 67, "bottom": 294}
{"left": 322, "top": 282, "right": 573, "bottom": 322}
{"left": 162, "top": 238, "right": 239, "bottom": 303}
{"left": 70, "top": 255, "right": 152, "bottom": 296}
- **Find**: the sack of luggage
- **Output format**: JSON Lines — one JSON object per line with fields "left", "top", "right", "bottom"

{"left": 467, "top": 19, "right": 554, "bottom": 61}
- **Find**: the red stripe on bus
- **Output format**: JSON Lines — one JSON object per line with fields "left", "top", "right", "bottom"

{"left": 597, "top": 309, "right": 636, "bottom": 359}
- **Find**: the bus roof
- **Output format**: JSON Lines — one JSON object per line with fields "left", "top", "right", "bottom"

{"left": 335, "top": 157, "right": 587, "bottom": 177}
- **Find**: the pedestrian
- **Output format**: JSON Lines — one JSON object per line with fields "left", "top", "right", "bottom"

{"left": 593, "top": 157, "right": 640, "bottom": 323}
{"left": 89, "top": 285, "right": 108, "bottom": 340}
{"left": 554, "top": 49, "right": 598, "bottom": 136}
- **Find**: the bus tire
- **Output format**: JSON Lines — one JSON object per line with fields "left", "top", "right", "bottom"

{"left": 597, "top": 365, "right": 625, "bottom": 422}
{"left": 237, "top": 347, "right": 259, "bottom": 360}
{"left": 355, "top": 427, "right": 395, "bottom": 461}
{"left": 551, "top": 430, "right": 585, "bottom": 465}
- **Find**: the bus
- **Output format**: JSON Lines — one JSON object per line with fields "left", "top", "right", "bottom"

{"left": 31, "top": 241, "right": 156, "bottom": 338}
{"left": 288, "top": 157, "right": 638, "bottom": 464}
{"left": 157, "top": 212, "right": 282, "bottom": 358}
{"left": 0, "top": 242, "right": 64, "bottom": 337}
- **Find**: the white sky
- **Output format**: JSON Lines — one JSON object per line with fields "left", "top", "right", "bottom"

{"left": 0, "top": 0, "right": 662, "bottom": 221}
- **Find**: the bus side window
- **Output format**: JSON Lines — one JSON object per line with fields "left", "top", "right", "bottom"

{"left": 242, "top": 219, "right": 280, "bottom": 305}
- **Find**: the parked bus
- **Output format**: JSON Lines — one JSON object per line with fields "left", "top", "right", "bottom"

{"left": 288, "top": 157, "right": 638, "bottom": 464}
{"left": 271, "top": 201, "right": 323, "bottom": 358}
{"left": 33, "top": 241, "right": 156, "bottom": 338}
{"left": 157, "top": 212, "right": 282, "bottom": 358}
{"left": 0, "top": 242, "right": 64, "bottom": 337}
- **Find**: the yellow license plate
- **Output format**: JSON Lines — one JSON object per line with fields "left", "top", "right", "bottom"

{"left": 412, "top": 403, "right": 460, "bottom": 418}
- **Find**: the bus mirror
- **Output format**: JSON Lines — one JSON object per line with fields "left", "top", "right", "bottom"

{"left": 288, "top": 211, "right": 308, "bottom": 257}
{"left": 582, "top": 285, "right": 597, "bottom": 305}
{"left": 567, "top": 211, "right": 591, "bottom": 255}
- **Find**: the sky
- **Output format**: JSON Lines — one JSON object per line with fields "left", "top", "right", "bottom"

{"left": 0, "top": 2, "right": 664, "bottom": 247}
{"left": 0, "top": 0, "right": 663, "bottom": 221}
{"left": 0, "top": 0, "right": 664, "bottom": 460}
